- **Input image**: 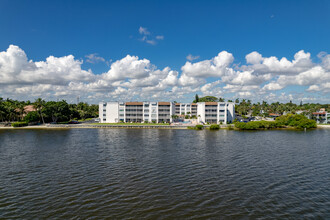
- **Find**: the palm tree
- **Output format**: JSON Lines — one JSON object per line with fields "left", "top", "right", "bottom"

{"left": 34, "top": 98, "right": 45, "bottom": 124}
{"left": 17, "top": 102, "right": 26, "bottom": 121}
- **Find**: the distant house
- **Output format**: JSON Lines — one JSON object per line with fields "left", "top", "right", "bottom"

{"left": 24, "top": 105, "right": 37, "bottom": 114}
{"left": 269, "top": 113, "right": 280, "bottom": 119}
{"left": 15, "top": 105, "right": 37, "bottom": 118}
{"left": 312, "top": 109, "right": 329, "bottom": 124}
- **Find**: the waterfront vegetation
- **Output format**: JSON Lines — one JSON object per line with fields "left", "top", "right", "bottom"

{"left": 188, "top": 125, "right": 204, "bottom": 130}
{"left": 209, "top": 124, "right": 220, "bottom": 130}
{"left": 0, "top": 97, "right": 98, "bottom": 125}
{"left": 0, "top": 96, "right": 328, "bottom": 129}
{"left": 91, "top": 122, "right": 170, "bottom": 126}
{"left": 234, "top": 114, "right": 317, "bottom": 130}
{"left": 11, "top": 122, "right": 28, "bottom": 127}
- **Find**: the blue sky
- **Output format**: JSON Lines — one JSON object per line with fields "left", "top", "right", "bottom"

{"left": 0, "top": 0, "right": 330, "bottom": 103}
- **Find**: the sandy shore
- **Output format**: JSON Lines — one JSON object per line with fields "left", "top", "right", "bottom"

{"left": 317, "top": 124, "right": 330, "bottom": 129}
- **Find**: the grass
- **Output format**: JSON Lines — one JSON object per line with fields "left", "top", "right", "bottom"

{"left": 12, "top": 122, "right": 28, "bottom": 127}
{"left": 91, "top": 122, "right": 170, "bottom": 126}
{"left": 188, "top": 125, "right": 204, "bottom": 130}
{"left": 78, "top": 118, "right": 95, "bottom": 122}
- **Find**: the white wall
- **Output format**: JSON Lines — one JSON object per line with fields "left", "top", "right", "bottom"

{"left": 197, "top": 102, "right": 205, "bottom": 123}
{"left": 226, "top": 103, "right": 235, "bottom": 123}
{"left": 106, "top": 102, "right": 119, "bottom": 123}
{"left": 99, "top": 102, "right": 106, "bottom": 123}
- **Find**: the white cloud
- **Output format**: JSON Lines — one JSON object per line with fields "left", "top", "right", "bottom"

{"left": 138, "top": 27, "right": 163, "bottom": 45}
{"left": 102, "top": 55, "right": 152, "bottom": 81}
{"left": 241, "top": 50, "right": 314, "bottom": 75}
{"left": 139, "top": 27, "right": 150, "bottom": 35}
{"left": 0, "top": 45, "right": 94, "bottom": 86}
{"left": 1, "top": 44, "right": 330, "bottom": 103}
{"left": 181, "top": 51, "right": 234, "bottom": 78}
{"left": 85, "top": 53, "right": 105, "bottom": 64}
{"left": 186, "top": 54, "right": 200, "bottom": 61}
{"left": 246, "top": 51, "right": 263, "bottom": 64}
{"left": 262, "top": 82, "right": 284, "bottom": 91}
{"left": 156, "top": 35, "right": 164, "bottom": 40}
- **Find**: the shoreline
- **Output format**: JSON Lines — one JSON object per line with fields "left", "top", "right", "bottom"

{"left": 1, "top": 124, "right": 330, "bottom": 130}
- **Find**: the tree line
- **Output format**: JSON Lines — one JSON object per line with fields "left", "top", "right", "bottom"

{"left": 0, "top": 97, "right": 98, "bottom": 123}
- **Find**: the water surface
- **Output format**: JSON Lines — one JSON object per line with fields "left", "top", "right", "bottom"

{"left": 0, "top": 129, "right": 329, "bottom": 219}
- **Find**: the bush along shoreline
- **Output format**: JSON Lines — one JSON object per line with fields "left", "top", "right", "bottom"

{"left": 234, "top": 114, "right": 317, "bottom": 130}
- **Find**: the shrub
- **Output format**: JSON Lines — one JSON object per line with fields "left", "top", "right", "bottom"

{"left": 234, "top": 121, "right": 278, "bottom": 130}
{"left": 275, "top": 114, "right": 316, "bottom": 129}
{"left": 195, "top": 125, "right": 204, "bottom": 130}
{"left": 24, "top": 111, "right": 40, "bottom": 123}
{"left": 209, "top": 124, "right": 220, "bottom": 130}
{"left": 12, "top": 122, "right": 28, "bottom": 127}
{"left": 235, "top": 115, "right": 317, "bottom": 130}
{"left": 296, "top": 119, "right": 317, "bottom": 129}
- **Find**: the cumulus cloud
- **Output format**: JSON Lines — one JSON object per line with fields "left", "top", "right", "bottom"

{"left": 181, "top": 51, "right": 234, "bottom": 78}
{"left": 242, "top": 50, "right": 314, "bottom": 75}
{"left": 0, "top": 45, "right": 94, "bottom": 86}
{"left": 1, "top": 44, "right": 330, "bottom": 103}
{"left": 103, "top": 55, "right": 152, "bottom": 81}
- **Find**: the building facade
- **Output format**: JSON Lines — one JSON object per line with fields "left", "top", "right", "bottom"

{"left": 99, "top": 101, "right": 174, "bottom": 123}
{"left": 99, "top": 101, "right": 235, "bottom": 124}
{"left": 312, "top": 108, "right": 329, "bottom": 124}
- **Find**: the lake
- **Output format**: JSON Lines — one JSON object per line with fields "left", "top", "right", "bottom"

{"left": 0, "top": 128, "right": 329, "bottom": 219}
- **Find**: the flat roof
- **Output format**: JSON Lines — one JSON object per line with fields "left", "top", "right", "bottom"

{"left": 126, "top": 102, "right": 143, "bottom": 105}
{"left": 158, "top": 102, "right": 170, "bottom": 105}
{"left": 205, "top": 102, "right": 218, "bottom": 105}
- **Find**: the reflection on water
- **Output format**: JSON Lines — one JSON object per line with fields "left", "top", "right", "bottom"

{"left": 0, "top": 128, "right": 329, "bottom": 219}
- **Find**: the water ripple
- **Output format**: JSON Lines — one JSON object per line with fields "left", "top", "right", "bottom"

{"left": 0, "top": 129, "right": 329, "bottom": 219}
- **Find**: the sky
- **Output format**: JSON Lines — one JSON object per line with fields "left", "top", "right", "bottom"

{"left": 0, "top": 0, "right": 330, "bottom": 104}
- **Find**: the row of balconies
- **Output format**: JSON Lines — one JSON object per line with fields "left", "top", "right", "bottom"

{"left": 126, "top": 114, "right": 143, "bottom": 117}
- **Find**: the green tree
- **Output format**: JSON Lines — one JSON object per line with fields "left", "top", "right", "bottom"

{"left": 43, "top": 100, "right": 70, "bottom": 123}
{"left": 198, "top": 96, "right": 218, "bottom": 102}
{"left": 193, "top": 94, "right": 199, "bottom": 103}
{"left": 24, "top": 111, "right": 40, "bottom": 123}
{"left": 34, "top": 98, "right": 45, "bottom": 124}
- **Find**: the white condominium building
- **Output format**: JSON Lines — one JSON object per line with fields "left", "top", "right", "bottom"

{"left": 197, "top": 102, "right": 235, "bottom": 124}
{"left": 99, "top": 101, "right": 235, "bottom": 124}
{"left": 174, "top": 103, "right": 198, "bottom": 116}
{"left": 99, "top": 101, "right": 174, "bottom": 123}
